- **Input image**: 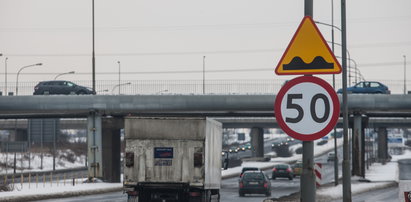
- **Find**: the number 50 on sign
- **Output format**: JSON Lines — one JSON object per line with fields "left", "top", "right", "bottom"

{"left": 275, "top": 76, "right": 340, "bottom": 141}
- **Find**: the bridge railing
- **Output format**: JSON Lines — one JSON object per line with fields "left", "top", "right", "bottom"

{"left": 0, "top": 79, "right": 408, "bottom": 95}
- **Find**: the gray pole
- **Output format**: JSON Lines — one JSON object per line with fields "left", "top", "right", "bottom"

{"left": 5, "top": 57, "right": 7, "bottom": 95}
{"left": 341, "top": 0, "right": 352, "bottom": 201}
{"left": 203, "top": 56, "right": 205, "bottom": 94}
{"left": 92, "top": 0, "right": 96, "bottom": 93}
{"left": 6, "top": 144, "right": 8, "bottom": 176}
{"left": 53, "top": 119, "right": 56, "bottom": 171}
{"left": 41, "top": 119, "right": 44, "bottom": 170}
{"left": 301, "top": 1, "right": 316, "bottom": 202}
{"left": 93, "top": 111, "right": 96, "bottom": 178}
{"left": 331, "top": 0, "right": 339, "bottom": 186}
{"left": 28, "top": 119, "right": 31, "bottom": 169}
{"left": 118, "top": 61, "right": 121, "bottom": 95}
{"left": 404, "top": 55, "right": 407, "bottom": 94}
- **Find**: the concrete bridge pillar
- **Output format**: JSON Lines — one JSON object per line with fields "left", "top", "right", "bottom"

{"left": 377, "top": 127, "right": 389, "bottom": 163}
{"left": 87, "top": 112, "right": 102, "bottom": 179}
{"left": 352, "top": 114, "right": 364, "bottom": 177}
{"left": 87, "top": 112, "right": 123, "bottom": 182}
{"left": 250, "top": 127, "right": 264, "bottom": 158}
{"left": 101, "top": 117, "right": 123, "bottom": 182}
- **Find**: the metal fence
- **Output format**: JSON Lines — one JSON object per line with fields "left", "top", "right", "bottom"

{"left": 0, "top": 79, "right": 408, "bottom": 96}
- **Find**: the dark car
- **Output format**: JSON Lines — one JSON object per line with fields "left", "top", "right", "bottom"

{"left": 239, "top": 171, "right": 271, "bottom": 197}
{"left": 240, "top": 167, "right": 260, "bottom": 178}
{"left": 337, "top": 81, "right": 390, "bottom": 94}
{"left": 272, "top": 164, "right": 294, "bottom": 180}
{"left": 33, "top": 80, "right": 95, "bottom": 95}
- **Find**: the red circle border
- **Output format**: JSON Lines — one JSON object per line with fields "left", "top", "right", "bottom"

{"left": 274, "top": 76, "right": 340, "bottom": 141}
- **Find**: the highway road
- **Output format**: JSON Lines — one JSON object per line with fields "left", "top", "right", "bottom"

{"left": 37, "top": 143, "right": 343, "bottom": 202}
{"left": 227, "top": 136, "right": 301, "bottom": 160}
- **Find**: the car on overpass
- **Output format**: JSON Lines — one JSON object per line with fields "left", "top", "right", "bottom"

{"left": 337, "top": 81, "right": 390, "bottom": 94}
{"left": 33, "top": 80, "right": 95, "bottom": 95}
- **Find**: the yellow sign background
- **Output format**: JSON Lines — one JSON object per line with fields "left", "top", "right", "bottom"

{"left": 275, "top": 16, "right": 341, "bottom": 75}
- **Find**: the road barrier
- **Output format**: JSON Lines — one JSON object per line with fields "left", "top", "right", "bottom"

{"left": 315, "top": 163, "right": 322, "bottom": 187}
{"left": 1, "top": 172, "right": 88, "bottom": 192}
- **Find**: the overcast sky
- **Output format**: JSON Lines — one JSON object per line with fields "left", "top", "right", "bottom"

{"left": 0, "top": 0, "right": 410, "bottom": 92}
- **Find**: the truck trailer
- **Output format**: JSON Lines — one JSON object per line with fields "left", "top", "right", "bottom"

{"left": 123, "top": 117, "right": 222, "bottom": 202}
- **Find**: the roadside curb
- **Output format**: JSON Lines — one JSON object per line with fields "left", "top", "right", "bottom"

{"left": 317, "top": 181, "right": 398, "bottom": 201}
{"left": 0, "top": 186, "right": 123, "bottom": 202}
{"left": 264, "top": 181, "right": 398, "bottom": 202}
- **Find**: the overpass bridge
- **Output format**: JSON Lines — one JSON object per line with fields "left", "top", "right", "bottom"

{"left": 1, "top": 117, "right": 411, "bottom": 130}
{"left": 0, "top": 94, "right": 411, "bottom": 118}
{"left": 0, "top": 94, "right": 410, "bottom": 181}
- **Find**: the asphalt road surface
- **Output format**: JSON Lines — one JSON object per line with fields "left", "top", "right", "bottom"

{"left": 38, "top": 144, "right": 344, "bottom": 202}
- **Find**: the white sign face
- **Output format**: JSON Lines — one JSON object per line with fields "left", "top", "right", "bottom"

{"left": 275, "top": 76, "right": 340, "bottom": 141}
{"left": 279, "top": 82, "right": 333, "bottom": 134}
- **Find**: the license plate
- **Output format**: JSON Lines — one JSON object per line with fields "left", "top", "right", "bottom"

{"left": 249, "top": 182, "right": 258, "bottom": 185}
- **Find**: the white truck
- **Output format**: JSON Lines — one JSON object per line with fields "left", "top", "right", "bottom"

{"left": 123, "top": 117, "right": 222, "bottom": 202}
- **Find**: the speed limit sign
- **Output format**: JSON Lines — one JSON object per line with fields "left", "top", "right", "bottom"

{"left": 275, "top": 76, "right": 340, "bottom": 141}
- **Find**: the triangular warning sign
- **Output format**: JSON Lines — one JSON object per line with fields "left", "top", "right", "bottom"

{"left": 275, "top": 16, "right": 342, "bottom": 75}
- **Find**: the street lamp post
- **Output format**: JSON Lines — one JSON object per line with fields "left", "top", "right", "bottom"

{"left": 404, "top": 55, "right": 407, "bottom": 94}
{"left": 117, "top": 61, "right": 120, "bottom": 95}
{"left": 5, "top": 57, "right": 8, "bottom": 95}
{"left": 203, "top": 56, "right": 205, "bottom": 94}
{"left": 16, "top": 63, "right": 42, "bottom": 95}
{"left": 92, "top": 0, "right": 96, "bottom": 93}
{"left": 335, "top": 56, "right": 364, "bottom": 83}
{"left": 111, "top": 82, "right": 131, "bottom": 94}
{"left": 54, "top": 71, "right": 75, "bottom": 80}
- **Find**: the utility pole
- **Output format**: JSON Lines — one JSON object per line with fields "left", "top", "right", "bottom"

{"left": 341, "top": 0, "right": 352, "bottom": 201}
{"left": 331, "top": 0, "right": 339, "bottom": 186}
{"left": 92, "top": 0, "right": 96, "bottom": 93}
{"left": 301, "top": 1, "right": 316, "bottom": 202}
{"left": 203, "top": 56, "right": 205, "bottom": 94}
{"left": 404, "top": 55, "right": 407, "bottom": 94}
{"left": 118, "top": 61, "right": 121, "bottom": 95}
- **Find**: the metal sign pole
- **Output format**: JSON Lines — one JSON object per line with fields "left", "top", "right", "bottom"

{"left": 301, "top": 1, "right": 315, "bottom": 202}
{"left": 341, "top": 0, "right": 352, "bottom": 201}
{"left": 301, "top": 141, "right": 315, "bottom": 201}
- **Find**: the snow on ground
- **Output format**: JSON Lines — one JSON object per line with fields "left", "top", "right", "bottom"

{"left": 317, "top": 148, "right": 411, "bottom": 200}
{"left": 0, "top": 178, "right": 123, "bottom": 201}
{"left": 365, "top": 161, "right": 398, "bottom": 182}
{"left": 0, "top": 150, "right": 86, "bottom": 175}
{"left": 316, "top": 181, "right": 396, "bottom": 200}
